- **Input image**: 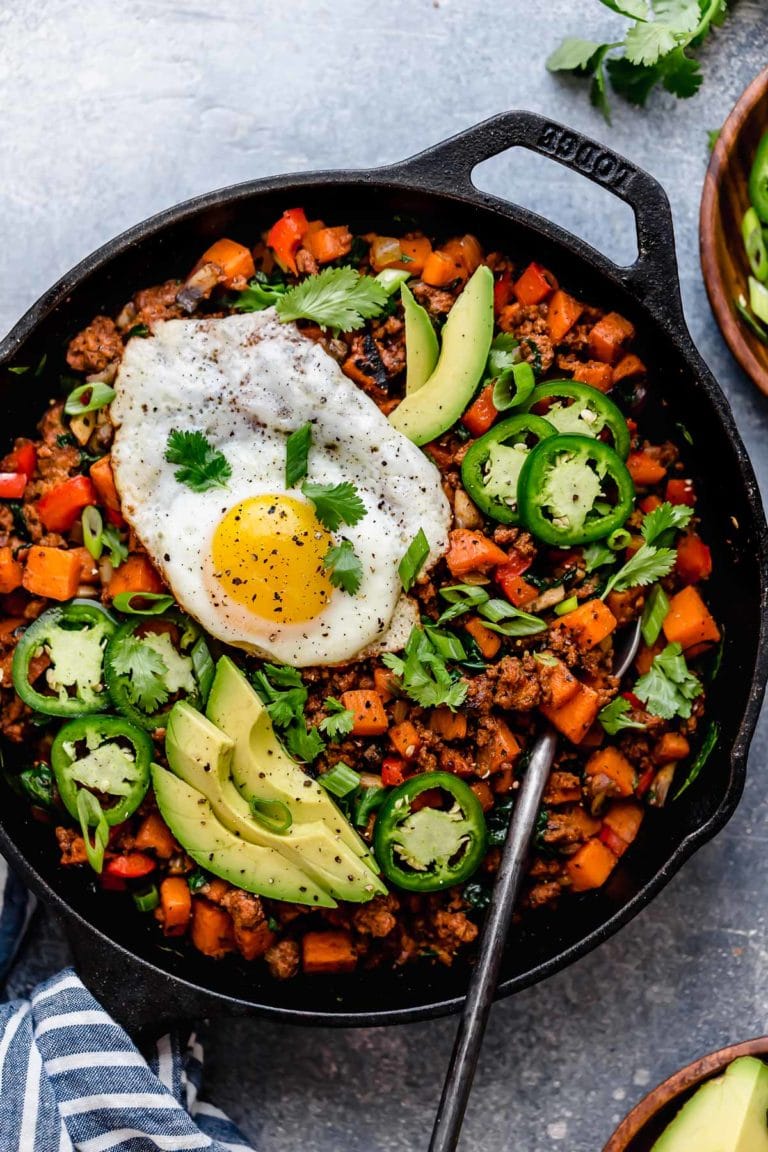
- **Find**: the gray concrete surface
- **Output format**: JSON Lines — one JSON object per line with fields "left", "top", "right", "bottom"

{"left": 2, "top": 1, "right": 768, "bottom": 1148}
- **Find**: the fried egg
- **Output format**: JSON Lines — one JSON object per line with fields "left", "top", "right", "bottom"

{"left": 110, "top": 310, "right": 450, "bottom": 666}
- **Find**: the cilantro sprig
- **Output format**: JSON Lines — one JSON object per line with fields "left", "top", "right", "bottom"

{"left": 165, "top": 429, "right": 231, "bottom": 493}
{"left": 382, "top": 626, "right": 468, "bottom": 711}
{"left": 601, "top": 501, "right": 693, "bottom": 598}
{"left": 302, "top": 481, "right": 366, "bottom": 532}
{"left": 251, "top": 664, "right": 325, "bottom": 763}
{"left": 319, "top": 697, "right": 356, "bottom": 741}
{"left": 598, "top": 695, "right": 647, "bottom": 734}
{"left": 323, "top": 539, "right": 364, "bottom": 595}
{"left": 547, "top": 0, "right": 730, "bottom": 122}
{"left": 109, "top": 636, "right": 170, "bottom": 714}
{"left": 276, "top": 266, "right": 388, "bottom": 332}
{"left": 634, "top": 642, "right": 703, "bottom": 720}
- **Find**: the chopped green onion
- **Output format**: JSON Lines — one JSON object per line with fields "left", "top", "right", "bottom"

{"left": 608, "top": 528, "right": 632, "bottom": 551}
{"left": 477, "top": 598, "right": 522, "bottom": 623}
{"left": 554, "top": 595, "right": 578, "bottom": 616}
{"left": 481, "top": 611, "right": 546, "bottom": 637}
{"left": 398, "top": 528, "right": 430, "bottom": 592}
{"left": 734, "top": 294, "right": 768, "bottom": 344}
{"left": 82, "top": 506, "right": 104, "bottom": 561}
{"left": 749, "top": 275, "right": 768, "bottom": 324}
{"left": 285, "top": 422, "right": 312, "bottom": 488}
{"left": 492, "top": 361, "right": 536, "bottom": 411}
{"left": 674, "top": 720, "right": 719, "bottom": 800}
{"left": 375, "top": 268, "right": 411, "bottom": 296}
{"left": 64, "top": 381, "right": 116, "bottom": 417}
{"left": 354, "top": 785, "right": 388, "bottom": 827}
{"left": 742, "top": 208, "right": 768, "bottom": 281}
{"left": 76, "top": 790, "right": 109, "bottom": 874}
{"left": 533, "top": 651, "right": 559, "bottom": 667}
{"left": 319, "top": 762, "right": 361, "bottom": 799}
{"left": 112, "top": 592, "right": 176, "bottom": 616}
{"left": 133, "top": 884, "right": 160, "bottom": 913}
{"left": 250, "top": 797, "right": 293, "bottom": 834}
{"left": 424, "top": 624, "right": 467, "bottom": 661}
{"left": 440, "top": 584, "right": 491, "bottom": 606}
{"left": 191, "top": 636, "right": 215, "bottom": 706}
{"left": 641, "top": 584, "right": 670, "bottom": 647}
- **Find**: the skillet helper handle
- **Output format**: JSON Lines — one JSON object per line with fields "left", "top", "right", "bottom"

{"left": 428, "top": 729, "right": 558, "bottom": 1152}
{"left": 381, "top": 109, "right": 681, "bottom": 321}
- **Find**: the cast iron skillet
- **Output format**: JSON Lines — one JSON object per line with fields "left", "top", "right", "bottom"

{"left": 1, "top": 111, "right": 766, "bottom": 1034}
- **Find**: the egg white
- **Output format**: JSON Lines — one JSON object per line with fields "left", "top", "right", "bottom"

{"left": 110, "top": 310, "right": 450, "bottom": 666}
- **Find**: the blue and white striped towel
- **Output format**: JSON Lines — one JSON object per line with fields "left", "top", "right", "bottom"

{"left": 0, "top": 857, "right": 255, "bottom": 1152}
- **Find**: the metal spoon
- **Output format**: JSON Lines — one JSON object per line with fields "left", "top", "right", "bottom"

{"left": 429, "top": 619, "right": 643, "bottom": 1152}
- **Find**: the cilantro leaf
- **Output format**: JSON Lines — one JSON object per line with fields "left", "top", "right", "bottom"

{"left": 251, "top": 664, "right": 325, "bottom": 763}
{"left": 165, "top": 429, "right": 231, "bottom": 493}
{"left": 398, "top": 528, "right": 430, "bottom": 592}
{"left": 641, "top": 500, "right": 694, "bottom": 545}
{"left": 583, "top": 542, "right": 616, "bottom": 573}
{"left": 285, "top": 422, "right": 312, "bottom": 488}
{"left": 323, "top": 539, "right": 363, "bottom": 595}
{"left": 283, "top": 720, "right": 326, "bottom": 764}
{"left": 660, "top": 47, "right": 702, "bottom": 97}
{"left": 546, "top": 38, "right": 606, "bottom": 72}
{"left": 486, "top": 333, "right": 520, "bottom": 378}
{"left": 301, "top": 481, "right": 366, "bottom": 531}
{"left": 602, "top": 543, "right": 676, "bottom": 597}
{"left": 634, "top": 642, "right": 703, "bottom": 720}
{"left": 382, "top": 626, "right": 468, "bottom": 711}
{"left": 319, "top": 697, "right": 355, "bottom": 741}
{"left": 606, "top": 56, "right": 661, "bottom": 105}
{"left": 233, "top": 275, "right": 286, "bottom": 312}
{"left": 598, "top": 696, "right": 647, "bottom": 735}
{"left": 109, "top": 635, "right": 170, "bottom": 713}
{"left": 623, "top": 19, "right": 679, "bottom": 65}
{"left": 276, "top": 266, "right": 387, "bottom": 332}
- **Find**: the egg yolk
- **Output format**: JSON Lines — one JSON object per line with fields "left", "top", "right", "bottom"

{"left": 212, "top": 495, "right": 335, "bottom": 624}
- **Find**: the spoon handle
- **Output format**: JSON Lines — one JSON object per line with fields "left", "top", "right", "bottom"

{"left": 428, "top": 728, "right": 557, "bottom": 1152}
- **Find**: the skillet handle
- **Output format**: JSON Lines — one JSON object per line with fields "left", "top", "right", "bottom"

{"left": 379, "top": 110, "right": 681, "bottom": 320}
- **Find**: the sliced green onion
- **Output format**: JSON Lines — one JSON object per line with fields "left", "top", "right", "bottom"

{"left": 440, "top": 584, "right": 491, "bottom": 606}
{"left": 424, "top": 624, "right": 466, "bottom": 661}
{"left": 734, "top": 294, "right": 768, "bottom": 344}
{"left": 76, "top": 790, "right": 109, "bottom": 874}
{"left": 320, "top": 762, "right": 361, "bottom": 799}
{"left": 481, "top": 606, "right": 546, "bottom": 637}
{"left": 285, "top": 422, "right": 312, "bottom": 488}
{"left": 112, "top": 592, "right": 176, "bottom": 616}
{"left": 742, "top": 207, "right": 768, "bottom": 281}
{"left": 533, "top": 651, "right": 559, "bottom": 667}
{"left": 375, "top": 268, "right": 411, "bottom": 296}
{"left": 133, "top": 884, "right": 160, "bottom": 913}
{"left": 749, "top": 275, "right": 768, "bottom": 324}
{"left": 674, "top": 720, "right": 719, "bottom": 800}
{"left": 492, "top": 361, "right": 536, "bottom": 411}
{"left": 250, "top": 796, "right": 293, "bottom": 834}
{"left": 608, "top": 528, "right": 632, "bottom": 551}
{"left": 354, "top": 785, "right": 388, "bottom": 827}
{"left": 82, "top": 506, "right": 104, "bottom": 561}
{"left": 64, "top": 381, "right": 116, "bottom": 417}
{"left": 554, "top": 595, "right": 578, "bottom": 616}
{"left": 399, "top": 528, "right": 430, "bottom": 592}
{"left": 641, "top": 584, "right": 670, "bottom": 647}
{"left": 191, "top": 636, "right": 215, "bottom": 706}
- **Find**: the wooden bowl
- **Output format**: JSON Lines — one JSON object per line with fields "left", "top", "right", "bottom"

{"left": 700, "top": 67, "right": 768, "bottom": 394}
{"left": 602, "top": 1037, "right": 768, "bottom": 1151}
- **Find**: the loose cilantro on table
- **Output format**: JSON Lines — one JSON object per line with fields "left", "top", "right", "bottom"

{"left": 301, "top": 481, "right": 366, "bottom": 532}
{"left": 322, "top": 539, "right": 364, "bottom": 595}
{"left": 319, "top": 697, "right": 356, "bottom": 741}
{"left": 634, "top": 642, "right": 703, "bottom": 720}
{"left": 382, "top": 626, "right": 468, "bottom": 711}
{"left": 598, "top": 696, "right": 647, "bottom": 735}
{"left": 276, "top": 266, "right": 388, "bottom": 332}
{"left": 165, "top": 429, "right": 231, "bottom": 493}
{"left": 546, "top": 0, "right": 730, "bottom": 122}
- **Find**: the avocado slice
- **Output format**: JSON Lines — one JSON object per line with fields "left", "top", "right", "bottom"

{"left": 205, "top": 656, "right": 377, "bottom": 868}
{"left": 652, "top": 1056, "right": 768, "bottom": 1151}
{"left": 389, "top": 264, "right": 494, "bottom": 446}
{"left": 402, "top": 283, "right": 439, "bottom": 394}
{"left": 151, "top": 764, "right": 335, "bottom": 908}
{"left": 166, "top": 702, "right": 385, "bottom": 902}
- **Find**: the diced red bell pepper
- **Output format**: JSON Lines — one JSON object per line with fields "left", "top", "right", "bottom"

{"left": 639, "top": 495, "right": 663, "bottom": 514}
{"left": 626, "top": 451, "right": 667, "bottom": 487}
{"left": 513, "top": 262, "right": 555, "bottom": 306}
{"left": 100, "top": 872, "right": 128, "bottom": 892}
{"left": 598, "top": 824, "right": 626, "bottom": 858}
{"left": 381, "top": 757, "right": 406, "bottom": 787}
{"left": 0, "top": 472, "right": 28, "bottom": 499}
{"left": 621, "top": 691, "right": 644, "bottom": 711}
{"left": 3, "top": 443, "right": 37, "bottom": 478}
{"left": 462, "top": 384, "right": 498, "bottom": 438}
{"left": 665, "top": 478, "right": 696, "bottom": 507}
{"left": 104, "top": 852, "right": 156, "bottom": 879}
{"left": 266, "top": 208, "right": 309, "bottom": 275}
{"left": 495, "top": 561, "right": 538, "bottom": 607}
{"left": 493, "top": 270, "right": 514, "bottom": 313}
{"left": 676, "top": 533, "right": 712, "bottom": 584}
{"left": 37, "top": 475, "right": 97, "bottom": 533}
{"left": 635, "top": 767, "right": 655, "bottom": 798}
